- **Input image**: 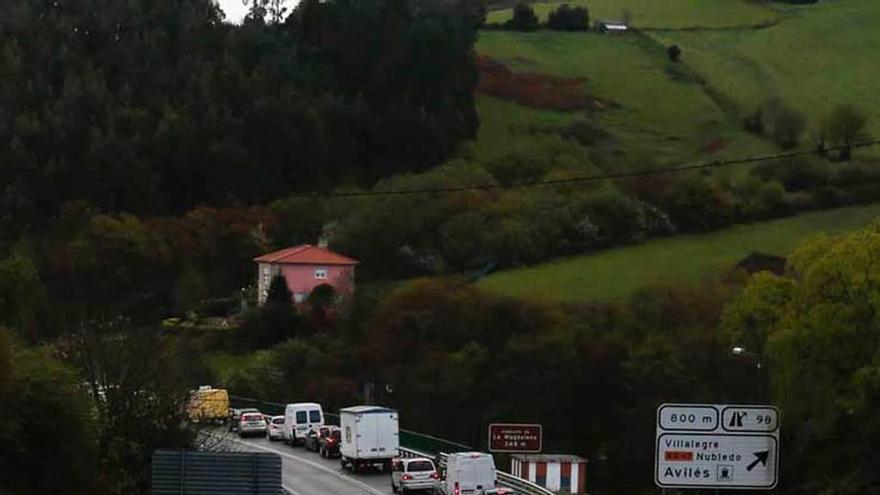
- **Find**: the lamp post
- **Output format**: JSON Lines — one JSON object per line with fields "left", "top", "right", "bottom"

{"left": 730, "top": 345, "right": 768, "bottom": 402}
{"left": 731, "top": 346, "right": 762, "bottom": 368}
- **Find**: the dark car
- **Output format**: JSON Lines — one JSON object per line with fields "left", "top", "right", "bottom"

{"left": 304, "top": 426, "right": 329, "bottom": 452}
{"left": 318, "top": 426, "right": 342, "bottom": 459}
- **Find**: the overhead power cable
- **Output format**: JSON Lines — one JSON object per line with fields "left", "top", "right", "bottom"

{"left": 287, "top": 140, "right": 880, "bottom": 199}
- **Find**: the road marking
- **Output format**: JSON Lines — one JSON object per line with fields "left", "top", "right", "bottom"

{"left": 232, "top": 438, "right": 386, "bottom": 495}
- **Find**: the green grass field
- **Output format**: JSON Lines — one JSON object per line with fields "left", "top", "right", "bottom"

{"left": 477, "top": 0, "right": 880, "bottom": 169}
{"left": 205, "top": 350, "right": 272, "bottom": 384}
{"left": 476, "top": 30, "right": 772, "bottom": 164}
{"left": 478, "top": 203, "right": 880, "bottom": 301}
{"left": 475, "top": 94, "right": 576, "bottom": 159}
{"left": 487, "top": 0, "right": 781, "bottom": 29}
{"left": 652, "top": 0, "right": 880, "bottom": 139}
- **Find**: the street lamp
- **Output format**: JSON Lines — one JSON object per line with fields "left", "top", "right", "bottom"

{"left": 731, "top": 346, "right": 761, "bottom": 369}
{"left": 731, "top": 345, "right": 768, "bottom": 403}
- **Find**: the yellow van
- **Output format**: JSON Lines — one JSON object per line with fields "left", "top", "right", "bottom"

{"left": 187, "top": 386, "right": 230, "bottom": 423}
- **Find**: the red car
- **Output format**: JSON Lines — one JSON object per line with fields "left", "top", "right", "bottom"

{"left": 318, "top": 426, "right": 342, "bottom": 459}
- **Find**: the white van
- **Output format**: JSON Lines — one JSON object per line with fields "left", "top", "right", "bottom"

{"left": 283, "top": 402, "right": 324, "bottom": 445}
{"left": 438, "top": 452, "right": 503, "bottom": 495}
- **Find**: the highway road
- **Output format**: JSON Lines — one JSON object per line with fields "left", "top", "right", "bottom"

{"left": 217, "top": 432, "right": 395, "bottom": 495}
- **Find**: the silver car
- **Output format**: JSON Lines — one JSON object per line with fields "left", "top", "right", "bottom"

{"left": 392, "top": 457, "right": 439, "bottom": 493}
{"left": 238, "top": 412, "right": 268, "bottom": 437}
{"left": 267, "top": 416, "right": 285, "bottom": 441}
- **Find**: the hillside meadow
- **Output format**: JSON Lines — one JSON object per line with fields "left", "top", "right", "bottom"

{"left": 478, "top": 203, "right": 880, "bottom": 301}
{"left": 652, "top": 0, "right": 880, "bottom": 140}
{"left": 475, "top": 30, "right": 773, "bottom": 166}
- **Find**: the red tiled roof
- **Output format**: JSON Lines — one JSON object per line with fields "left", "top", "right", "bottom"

{"left": 253, "top": 245, "right": 358, "bottom": 265}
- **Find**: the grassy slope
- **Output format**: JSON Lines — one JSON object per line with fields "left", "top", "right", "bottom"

{"left": 476, "top": 30, "right": 772, "bottom": 164}
{"left": 475, "top": 2, "right": 880, "bottom": 301}
{"left": 487, "top": 0, "right": 780, "bottom": 28}
{"left": 475, "top": 94, "right": 575, "bottom": 159}
{"left": 652, "top": 0, "right": 880, "bottom": 139}
{"left": 478, "top": 203, "right": 880, "bottom": 301}
{"left": 205, "top": 350, "right": 272, "bottom": 384}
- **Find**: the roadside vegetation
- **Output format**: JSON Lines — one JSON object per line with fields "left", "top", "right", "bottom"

{"left": 0, "top": 327, "right": 198, "bottom": 494}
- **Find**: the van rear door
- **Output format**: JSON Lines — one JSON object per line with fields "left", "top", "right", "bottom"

{"left": 455, "top": 460, "right": 477, "bottom": 494}
{"left": 457, "top": 455, "right": 495, "bottom": 494}
{"left": 294, "top": 409, "right": 309, "bottom": 437}
{"left": 476, "top": 456, "right": 496, "bottom": 489}
{"left": 308, "top": 407, "right": 323, "bottom": 430}
{"left": 374, "top": 412, "right": 398, "bottom": 457}
{"left": 357, "top": 413, "right": 377, "bottom": 457}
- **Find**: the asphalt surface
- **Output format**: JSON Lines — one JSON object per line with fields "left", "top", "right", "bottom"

{"left": 221, "top": 432, "right": 397, "bottom": 495}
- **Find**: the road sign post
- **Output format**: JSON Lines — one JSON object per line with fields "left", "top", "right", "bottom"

{"left": 488, "top": 423, "right": 542, "bottom": 453}
{"left": 655, "top": 404, "right": 779, "bottom": 490}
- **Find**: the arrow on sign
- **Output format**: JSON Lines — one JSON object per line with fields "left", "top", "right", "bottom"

{"left": 746, "top": 450, "right": 770, "bottom": 472}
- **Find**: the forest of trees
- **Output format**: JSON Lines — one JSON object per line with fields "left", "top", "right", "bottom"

{"left": 0, "top": 0, "right": 482, "bottom": 240}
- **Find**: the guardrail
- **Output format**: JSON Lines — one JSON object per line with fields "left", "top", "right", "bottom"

{"left": 496, "top": 471, "right": 556, "bottom": 495}
{"left": 399, "top": 447, "right": 554, "bottom": 495}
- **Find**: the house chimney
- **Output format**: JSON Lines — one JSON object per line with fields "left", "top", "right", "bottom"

{"left": 318, "top": 221, "right": 338, "bottom": 249}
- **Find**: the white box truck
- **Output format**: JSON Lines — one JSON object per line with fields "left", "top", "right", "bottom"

{"left": 339, "top": 405, "right": 399, "bottom": 473}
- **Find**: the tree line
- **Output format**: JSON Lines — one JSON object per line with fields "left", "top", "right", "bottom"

{"left": 4, "top": 124, "right": 879, "bottom": 342}
{"left": 484, "top": 2, "right": 591, "bottom": 32}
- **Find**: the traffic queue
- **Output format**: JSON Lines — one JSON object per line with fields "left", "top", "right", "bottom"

{"left": 188, "top": 386, "right": 511, "bottom": 494}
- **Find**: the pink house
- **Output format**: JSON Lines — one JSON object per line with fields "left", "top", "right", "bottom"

{"left": 254, "top": 245, "right": 358, "bottom": 305}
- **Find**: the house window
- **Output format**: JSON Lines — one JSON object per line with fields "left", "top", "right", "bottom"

{"left": 314, "top": 268, "right": 327, "bottom": 280}
{"left": 294, "top": 292, "right": 306, "bottom": 304}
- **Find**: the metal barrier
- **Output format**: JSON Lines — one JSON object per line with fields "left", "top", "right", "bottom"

{"left": 230, "top": 396, "right": 286, "bottom": 416}
{"left": 496, "top": 471, "right": 556, "bottom": 495}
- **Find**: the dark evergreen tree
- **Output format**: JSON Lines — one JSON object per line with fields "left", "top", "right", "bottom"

{"left": 266, "top": 275, "right": 292, "bottom": 306}
{"left": 506, "top": 2, "right": 539, "bottom": 31}
{"left": 546, "top": 4, "right": 589, "bottom": 31}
